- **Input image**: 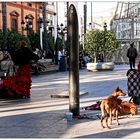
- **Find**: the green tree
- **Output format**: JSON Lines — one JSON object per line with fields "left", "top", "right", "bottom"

{"left": 28, "top": 32, "right": 40, "bottom": 49}
{"left": 7, "top": 29, "right": 30, "bottom": 50}
{"left": 0, "top": 30, "right": 3, "bottom": 49}
{"left": 84, "top": 29, "right": 119, "bottom": 62}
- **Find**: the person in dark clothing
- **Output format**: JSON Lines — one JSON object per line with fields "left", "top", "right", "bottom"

{"left": 127, "top": 42, "right": 138, "bottom": 69}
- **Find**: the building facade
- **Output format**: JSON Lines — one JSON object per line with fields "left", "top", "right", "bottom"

{"left": 110, "top": 2, "right": 140, "bottom": 64}
{"left": 0, "top": 2, "right": 55, "bottom": 35}
{"left": 111, "top": 2, "right": 140, "bottom": 43}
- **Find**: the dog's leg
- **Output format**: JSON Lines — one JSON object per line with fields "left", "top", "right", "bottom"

{"left": 106, "top": 114, "right": 111, "bottom": 129}
{"left": 109, "top": 110, "right": 112, "bottom": 125}
{"left": 100, "top": 102, "right": 106, "bottom": 128}
{"left": 101, "top": 115, "right": 105, "bottom": 128}
{"left": 115, "top": 110, "right": 120, "bottom": 125}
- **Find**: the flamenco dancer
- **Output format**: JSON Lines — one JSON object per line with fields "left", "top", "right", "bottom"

{"left": 0, "top": 41, "right": 39, "bottom": 99}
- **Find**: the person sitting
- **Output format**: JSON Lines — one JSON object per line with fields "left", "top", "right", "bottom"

{"left": 0, "top": 41, "right": 38, "bottom": 99}
{"left": 83, "top": 53, "right": 91, "bottom": 67}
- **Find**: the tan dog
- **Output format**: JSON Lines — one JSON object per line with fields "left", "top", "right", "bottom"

{"left": 118, "top": 101, "right": 138, "bottom": 116}
{"left": 112, "top": 99, "right": 138, "bottom": 117}
{"left": 100, "top": 87, "right": 126, "bottom": 129}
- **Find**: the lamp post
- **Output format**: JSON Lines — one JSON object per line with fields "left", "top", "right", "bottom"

{"left": 38, "top": 17, "right": 43, "bottom": 52}
{"left": 58, "top": 23, "right": 67, "bottom": 54}
{"left": 48, "top": 26, "right": 53, "bottom": 36}
{"left": 37, "top": 17, "right": 50, "bottom": 58}
{"left": 103, "top": 22, "right": 107, "bottom": 43}
{"left": 89, "top": 22, "right": 92, "bottom": 30}
{"left": 21, "top": 15, "right": 33, "bottom": 36}
{"left": 57, "top": 23, "right": 67, "bottom": 71}
{"left": 103, "top": 22, "right": 107, "bottom": 62}
{"left": 53, "top": 12, "right": 58, "bottom": 64}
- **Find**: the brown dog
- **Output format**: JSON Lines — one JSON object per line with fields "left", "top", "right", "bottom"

{"left": 100, "top": 87, "right": 126, "bottom": 129}
{"left": 118, "top": 101, "right": 138, "bottom": 116}
{"left": 112, "top": 99, "right": 138, "bottom": 117}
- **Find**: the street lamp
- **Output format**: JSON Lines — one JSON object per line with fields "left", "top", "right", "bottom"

{"left": 21, "top": 15, "right": 33, "bottom": 35}
{"left": 48, "top": 26, "right": 53, "bottom": 35}
{"left": 38, "top": 17, "right": 43, "bottom": 29}
{"left": 58, "top": 23, "right": 67, "bottom": 54}
{"left": 57, "top": 23, "right": 67, "bottom": 71}
{"left": 89, "top": 22, "right": 92, "bottom": 30}
{"left": 103, "top": 22, "right": 107, "bottom": 31}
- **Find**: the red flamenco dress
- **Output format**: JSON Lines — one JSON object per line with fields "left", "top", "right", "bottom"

{"left": 0, "top": 64, "right": 32, "bottom": 99}
{"left": 138, "top": 60, "right": 140, "bottom": 73}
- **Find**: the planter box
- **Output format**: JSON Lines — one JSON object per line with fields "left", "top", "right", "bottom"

{"left": 87, "top": 62, "right": 115, "bottom": 71}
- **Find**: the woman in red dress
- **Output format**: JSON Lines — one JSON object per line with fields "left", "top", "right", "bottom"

{"left": 0, "top": 41, "right": 39, "bottom": 99}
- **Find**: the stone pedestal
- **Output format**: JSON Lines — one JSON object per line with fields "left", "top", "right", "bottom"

{"left": 87, "top": 62, "right": 115, "bottom": 71}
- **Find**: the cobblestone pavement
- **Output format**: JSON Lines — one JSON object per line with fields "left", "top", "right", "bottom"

{"left": 0, "top": 64, "right": 140, "bottom": 138}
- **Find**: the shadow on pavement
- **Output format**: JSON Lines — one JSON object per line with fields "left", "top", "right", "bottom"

{"left": 76, "top": 128, "right": 140, "bottom": 138}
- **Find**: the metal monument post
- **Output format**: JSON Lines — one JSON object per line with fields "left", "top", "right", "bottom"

{"left": 68, "top": 4, "right": 79, "bottom": 116}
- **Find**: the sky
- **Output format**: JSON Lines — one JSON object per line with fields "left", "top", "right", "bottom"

{"left": 78, "top": 2, "right": 117, "bottom": 17}
{"left": 57, "top": 1, "right": 117, "bottom": 26}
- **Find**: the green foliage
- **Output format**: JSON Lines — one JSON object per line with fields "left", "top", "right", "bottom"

{"left": 0, "top": 30, "right": 3, "bottom": 49}
{"left": 84, "top": 29, "right": 119, "bottom": 62}
{"left": 27, "top": 32, "right": 40, "bottom": 49}
{"left": 57, "top": 37, "right": 63, "bottom": 51}
{"left": 47, "top": 32, "right": 54, "bottom": 51}
{"left": 0, "top": 28, "right": 63, "bottom": 59}
{"left": 7, "top": 29, "right": 30, "bottom": 50}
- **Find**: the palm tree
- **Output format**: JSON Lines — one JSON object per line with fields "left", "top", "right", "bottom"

{"left": 2, "top": 2, "right": 7, "bottom": 51}
{"left": 42, "top": 2, "right": 48, "bottom": 58}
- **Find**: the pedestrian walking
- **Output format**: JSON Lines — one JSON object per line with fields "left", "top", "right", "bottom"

{"left": 127, "top": 42, "right": 138, "bottom": 69}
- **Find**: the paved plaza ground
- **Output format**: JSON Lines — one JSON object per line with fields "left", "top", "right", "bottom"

{"left": 0, "top": 64, "right": 140, "bottom": 138}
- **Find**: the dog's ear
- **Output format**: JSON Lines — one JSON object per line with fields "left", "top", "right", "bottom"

{"left": 116, "top": 86, "right": 120, "bottom": 91}
{"left": 112, "top": 90, "right": 117, "bottom": 96}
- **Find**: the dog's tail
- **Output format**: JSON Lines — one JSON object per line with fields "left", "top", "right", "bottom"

{"left": 100, "top": 100, "right": 108, "bottom": 117}
{"left": 130, "top": 106, "right": 138, "bottom": 115}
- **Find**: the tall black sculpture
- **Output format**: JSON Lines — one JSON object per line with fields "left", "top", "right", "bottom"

{"left": 67, "top": 4, "right": 79, "bottom": 116}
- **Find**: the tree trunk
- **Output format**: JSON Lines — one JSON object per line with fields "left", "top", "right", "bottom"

{"left": 42, "top": 2, "right": 48, "bottom": 58}
{"left": 2, "top": 2, "right": 7, "bottom": 51}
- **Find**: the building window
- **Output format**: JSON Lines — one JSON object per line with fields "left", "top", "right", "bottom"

{"left": 10, "top": 11, "right": 19, "bottom": 31}
{"left": 39, "top": 5, "right": 42, "bottom": 9}
{"left": 27, "top": 3, "right": 32, "bottom": 7}
{"left": 25, "top": 14, "right": 34, "bottom": 31}
{"left": 11, "top": 18, "right": 18, "bottom": 31}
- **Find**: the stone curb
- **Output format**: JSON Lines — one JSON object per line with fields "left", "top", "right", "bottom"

{"left": 50, "top": 91, "right": 88, "bottom": 98}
